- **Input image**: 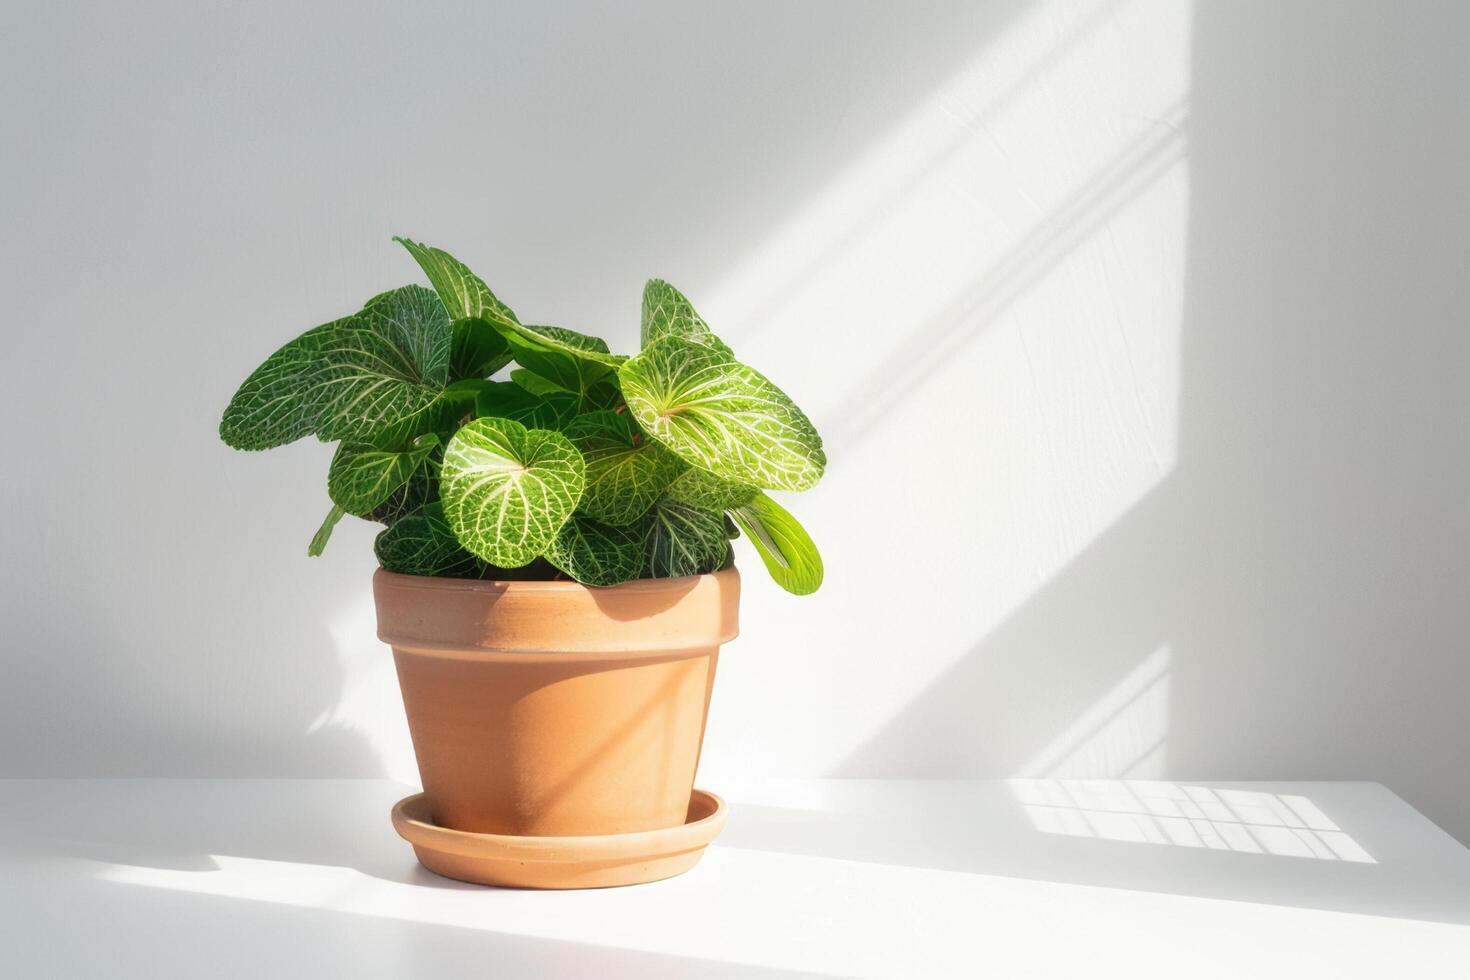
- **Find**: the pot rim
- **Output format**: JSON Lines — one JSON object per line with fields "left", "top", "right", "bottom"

{"left": 374, "top": 564, "right": 741, "bottom": 658}
{"left": 375, "top": 564, "right": 738, "bottom": 595}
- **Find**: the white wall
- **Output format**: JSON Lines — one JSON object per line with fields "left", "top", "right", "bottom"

{"left": 4, "top": 1, "right": 1467, "bottom": 841}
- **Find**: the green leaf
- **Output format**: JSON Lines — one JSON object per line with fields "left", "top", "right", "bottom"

{"left": 220, "top": 285, "right": 452, "bottom": 451}
{"left": 394, "top": 236, "right": 626, "bottom": 375}
{"left": 496, "top": 322, "right": 625, "bottom": 389}
{"left": 394, "top": 236, "right": 519, "bottom": 325}
{"left": 644, "top": 496, "right": 729, "bottom": 578}
{"left": 308, "top": 505, "right": 345, "bottom": 557}
{"left": 313, "top": 284, "right": 451, "bottom": 444}
{"left": 504, "top": 329, "right": 618, "bottom": 394}
{"left": 474, "top": 381, "right": 577, "bottom": 429}
{"left": 515, "top": 323, "right": 625, "bottom": 367}
{"left": 327, "top": 433, "right": 439, "bottom": 515}
{"left": 510, "top": 367, "right": 570, "bottom": 397}
{"left": 440, "top": 417, "right": 585, "bottom": 567}
{"left": 365, "top": 462, "right": 439, "bottom": 524}
{"left": 343, "top": 283, "right": 451, "bottom": 387}
{"left": 374, "top": 502, "right": 480, "bottom": 577}
{"left": 441, "top": 378, "right": 495, "bottom": 407}
{"left": 540, "top": 392, "right": 582, "bottom": 426}
{"left": 619, "top": 337, "right": 825, "bottom": 492}
{"left": 580, "top": 381, "right": 624, "bottom": 412}
{"left": 730, "top": 493, "right": 823, "bottom": 595}
{"left": 220, "top": 318, "right": 348, "bottom": 450}
{"left": 664, "top": 466, "right": 758, "bottom": 511}
{"left": 450, "top": 318, "right": 512, "bottom": 380}
{"left": 513, "top": 368, "right": 624, "bottom": 414}
{"left": 527, "top": 324, "right": 612, "bottom": 356}
{"left": 641, "top": 279, "right": 733, "bottom": 354}
{"left": 544, "top": 515, "right": 644, "bottom": 586}
{"left": 564, "top": 411, "right": 685, "bottom": 526}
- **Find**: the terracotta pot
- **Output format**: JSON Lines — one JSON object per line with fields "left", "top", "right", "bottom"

{"left": 374, "top": 567, "right": 740, "bottom": 837}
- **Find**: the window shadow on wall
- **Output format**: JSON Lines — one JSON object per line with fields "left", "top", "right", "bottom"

{"left": 836, "top": 0, "right": 1470, "bottom": 844}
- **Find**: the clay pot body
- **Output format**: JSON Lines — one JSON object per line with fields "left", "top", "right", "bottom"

{"left": 374, "top": 568, "right": 739, "bottom": 837}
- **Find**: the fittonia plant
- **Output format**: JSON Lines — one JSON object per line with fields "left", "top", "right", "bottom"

{"left": 220, "top": 238, "right": 825, "bottom": 594}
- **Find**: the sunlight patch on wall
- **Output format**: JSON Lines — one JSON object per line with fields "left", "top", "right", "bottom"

{"left": 701, "top": 0, "right": 1195, "bottom": 779}
{"left": 1019, "top": 645, "right": 1170, "bottom": 778}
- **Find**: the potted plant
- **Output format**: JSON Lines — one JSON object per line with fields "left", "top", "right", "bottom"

{"left": 220, "top": 238, "right": 825, "bottom": 887}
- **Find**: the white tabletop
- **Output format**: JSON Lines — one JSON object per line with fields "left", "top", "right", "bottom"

{"left": 2, "top": 779, "right": 1467, "bottom": 978}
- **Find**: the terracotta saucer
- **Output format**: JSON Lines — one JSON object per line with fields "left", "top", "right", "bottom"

{"left": 391, "top": 789, "right": 727, "bottom": 889}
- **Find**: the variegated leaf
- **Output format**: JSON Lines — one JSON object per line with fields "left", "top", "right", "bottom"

{"left": 440, "top": 417, "right": 584, "bottom": 567}
{"left": 513, "top": 367, "right": 623, "bottom": 413}
{"left": 619, "top": 336, "right": 825, "bottom": 491}
{"left": 312, "top": 285, "right": 451, "bottom": 443}
{"left": 580, "top": 381, "right": 625, "bottom": 412}
{"left": 450, "top": 318, "right": 513, "bottom": 380}
{"left": 565, "top": 411, "right": 685, "bottom": 526}
{"left": 396, "top": 236, "right": 625, "bottom": 371}
{"left": 394, "top": 236, "right": 519, "bottom": 325}
{"left": 364, "top": 463, "right": 439, "bottom": 524}
{"left": 327, "top": 433, "right": 439, "bottom": 515}
{"left": 544, "top": 515, "right": 644, "bottom": 587}
{"left": 220, "top": 318, "right": 347, "bottom": 451}
{"left": 510, "top": 367, "right": 569, "bottom": 397}
{"left": 441, "top": 378, "right": 494, "bottom": 409}
{"left": 221, "top": 285, "right": 451, "bottom": 450}
{"left": 509, "top": 322, "right": 625, "bottom": 368}
{"left": 664, "top": 466, "right": 758, "bottom": 511}
{"left": 643, "top": 496, "right": 729, "bottom": 578}
{"left": 374, "top": 502, "right": 481, "bottom": 577}
{"left": 474, "top": 381, "right": 578, "bottom": 429}
{"left": 640, "top": 279, "right": 732, "bottom": 354}
{"left": 504, "top": 327, "right": 620, "bottom": 395}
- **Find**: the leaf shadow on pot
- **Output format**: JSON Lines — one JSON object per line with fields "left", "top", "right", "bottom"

{"left": 586, "top": 576, "right": 701, "bottom": 620}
